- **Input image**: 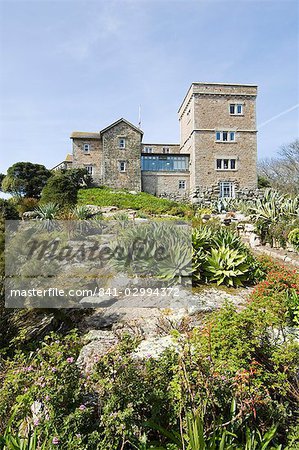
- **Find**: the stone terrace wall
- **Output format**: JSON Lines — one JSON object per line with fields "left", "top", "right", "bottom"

{"left": 191, "top": 184, "right": 264, "bottom": 203}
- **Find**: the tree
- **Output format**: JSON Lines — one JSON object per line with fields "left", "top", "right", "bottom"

{"left": 258, "top": 139, "right": 299, "bottom": 194}
{"left": 0, "top": 174, "right": 5, "bottom": 191}
{"left": 40, "top": 168, "right": 92, "bottom": 206}
{"left": 1, "top": 162, "right": 51, "bottom": 198}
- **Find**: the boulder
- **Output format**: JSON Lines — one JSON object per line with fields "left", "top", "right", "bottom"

{"left": 22, "top": 211, "right": 39, "bottom": 220}
{"left": 131, "top": 335, "right": 178, "bottom": 360}
{"left": 76, "top": 330, "right": 118, "bottom": 372}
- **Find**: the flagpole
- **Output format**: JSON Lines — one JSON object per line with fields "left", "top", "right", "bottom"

{"left": 138, "top": 105, "right": 141, "bottom": 128}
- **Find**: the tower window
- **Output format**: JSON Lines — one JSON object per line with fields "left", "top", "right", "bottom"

{"left": 83, "top": 144, "right": 90, "bottom": 153}
{"left": 178, "top": 180, "right": 186, "bottom": 189}
{"left": 215, "top": 131, "right": 236, "bottom": 142}
{"left": 229, "top": 103, "right": 243, "bottom": 115}
{"left": 216, "top": 158, "right": 237, "bottom": 170}
{"left": 163, "top": 147, "right": 170, "bottom": 154}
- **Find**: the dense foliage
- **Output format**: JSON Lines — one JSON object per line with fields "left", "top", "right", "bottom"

{"left": 1, "top": 162, "right": 51, "bottom": 198}
{"left": 40, "top": 169, "right": 93, "bottom": 206}
{"left": 247, "top": 190, "right": 299, "bottom": 248}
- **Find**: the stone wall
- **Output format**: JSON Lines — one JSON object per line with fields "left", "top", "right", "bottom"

{"left": 191, "top": 184, "right": 264, "bottom": 204}
{"left": 141, "top": 172, "right": 190, "bottom": 201}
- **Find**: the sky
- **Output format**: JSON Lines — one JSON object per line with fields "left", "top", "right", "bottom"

{"left": 0, "top": 0, "right": 298, "bottom": 173}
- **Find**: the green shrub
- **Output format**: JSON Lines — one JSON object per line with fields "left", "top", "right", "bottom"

{"left": 0, "top": 199, "right": 19, "bottom": 220}
{"left": 41, "top": 169, "right": 92, "bottom": 207}
{"left": 288, "top": 228, "right": 299, "bottom": 251}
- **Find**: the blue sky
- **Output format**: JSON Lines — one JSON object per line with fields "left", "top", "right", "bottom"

{"left": 0, "top": 0, "right": 298, "bottom": 173}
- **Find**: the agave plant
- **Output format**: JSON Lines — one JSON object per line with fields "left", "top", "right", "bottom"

{"left": 71, "top": 205, "right": 93, "bottom": 220}
{"left": 212, "top": 228, "right": 247, "bottom": 252}
{"left": 203, "top": 245, "right": 251, "bottom": 287}
{"left": 35, "top": 203, "right": 59, "bottom": 220}
{"left": 192, "top": 226, "right": 213, "bottom": 252}
{"left": 110, "top": 221, "right": 192, "bottom": 284}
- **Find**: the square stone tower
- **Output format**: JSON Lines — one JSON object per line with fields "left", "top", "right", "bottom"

{"left": 178, "top": 82, "right": 258, "bottom": 198}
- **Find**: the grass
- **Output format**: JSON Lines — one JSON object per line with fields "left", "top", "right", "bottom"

{"left": 77, "top": 187, "right": 194, "bottom": 216}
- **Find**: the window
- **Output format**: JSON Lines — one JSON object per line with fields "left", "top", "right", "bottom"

{"left": 216, "top": 159, "right": 237, "bottom": 170}
{"left": 141, "top": 155, "right": 189, "bottom": 172}
{"left": 144, "top": 147, "right": 153, "bottom": 153}
{"left": 119, "top": 161, "right": 126, "bottom": 172}
{"left": 83, "top": 144, "right": 90, "bottom": 153}
{"left": 118, "top": 138, "right": 126, "bottom": 149}
{"left": 163, "top": 147, "right": 170, "bottom": 154}
{"left": 85, "top": 165, "right": 93, "bottom": 175}
{"left": 215, "top": 131, "right": 236, "bottom": 142}
{"left": 229, "top": 103, "right": 243, "bottom": 115}
{"left": 178, "top": 180, "right": 186, "bottom": 189}
{"left": 220, "top": 181, "right": 235, "bottom": 198}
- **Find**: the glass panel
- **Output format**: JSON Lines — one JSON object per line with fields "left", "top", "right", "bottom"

{"left": 216, "top": 132, "right": 221, "bottom": 141}
{"left": 230, "top": 159, "right": 236, "bottom": 169}
{"left": 223, "top": 159, "right": 229, "bottom": 169}
{"left": 230, "top": 132, "right": 235, "bottom": 141}
{"left": 216, "top": 159, "right": 222, "bottom": 169}
{"left": 230, "top": 104, "right": 235, "bottom": 114}
{"left": 141, "top": 156, "right": 189, "bottom": 172}
{"left": 237, "top": 104, "right": 242, "bottom": 114}
{"left": 223, "top": 132, "right": 228, "bottom": 141}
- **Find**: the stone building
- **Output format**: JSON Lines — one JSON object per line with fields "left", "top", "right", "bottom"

{"left": 55, "top": 82, "right": 258, "bottom": 201}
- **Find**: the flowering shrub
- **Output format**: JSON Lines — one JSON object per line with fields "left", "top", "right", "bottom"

{"left": 249, "top": 263, "right": 299, "bottom": 326}
{"left": 0, "top": 331, "right": 97, "bottom": 449}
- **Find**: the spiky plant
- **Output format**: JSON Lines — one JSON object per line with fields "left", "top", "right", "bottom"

{"left": 203, "top": 245, "right": 251, "bottom": 287}
{"left": 35, "top": 203, "right": 59, "bottom": 220}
